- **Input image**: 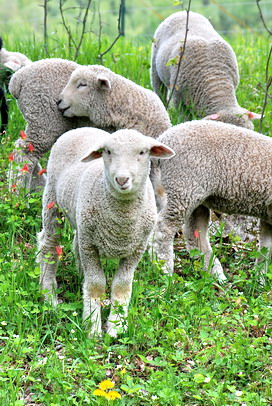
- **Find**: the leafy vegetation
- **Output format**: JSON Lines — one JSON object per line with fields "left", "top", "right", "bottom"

{"left": 0, "top": 29, "right": 272, "bottom": 405}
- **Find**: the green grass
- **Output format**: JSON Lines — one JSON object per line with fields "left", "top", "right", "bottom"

{"left": 0, "top": 33, "right": 272, "bottom": 405}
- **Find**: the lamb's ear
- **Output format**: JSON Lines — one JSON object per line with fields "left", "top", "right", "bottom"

{"left": 150, "top": 142, "right": 175, "bottom": 159}
{"left": 81, "top": 148, "right": 104, "bottom": 162}
{"left": 247, "top": 111, "right": 262, "bottom": 120}
{"left": 97, "top": 76, "right": 111, "bottom": 90}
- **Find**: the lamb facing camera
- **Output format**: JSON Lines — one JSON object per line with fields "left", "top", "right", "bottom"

{"left": 37, "top": 127, "right": 174, "bottom": 337}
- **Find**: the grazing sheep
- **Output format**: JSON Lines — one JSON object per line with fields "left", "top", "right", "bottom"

{"left": 57, "top": 64, "right": 172, "bottom": 139}
{"left": 0, "top": 37, "right": 31, "bottom": 133}
{"left": 37, "top": 127, "right": 174, "bottom": 337}
{"left": 8, "top": 58, "right": 93, "bottom": 191}
{"left": 151, "top": 11, "right": 261, "bottom": 129}
{"left": 152, "top": 120, "right": 272, "bottom": 283}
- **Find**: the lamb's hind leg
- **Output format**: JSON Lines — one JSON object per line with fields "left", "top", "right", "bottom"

{"left": 37, "top": 201, "right": 61, "bottom": 306}
{"left": 258, "top": 220, "right": 272, "bottom": 283}
{"left": 183, "top": 205, "right": 227, "bottom": 283}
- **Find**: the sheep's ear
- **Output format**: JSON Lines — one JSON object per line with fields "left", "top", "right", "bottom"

{"left": 4, "top": 59, "right": 22, "bottom": 71}
{"left": 97, "top": 76, "right": 111, "bottom": 90}
{"left": 81, "top": 148, "right": 104, "bottom": 162}
{"left": 247, "top": 111, "right": 262, "bottom": 120}
{"left": 150, "top": 143, "right": 175, "bottom": 159}
{"left": 203, "top": 113, "right": 220, "bottom": 121}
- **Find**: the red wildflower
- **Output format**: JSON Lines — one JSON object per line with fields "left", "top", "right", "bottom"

{"left": 55, "top": 246, "right": 63, "bottom": 257}
{"left": 20, "top": 164, "right": 29, "bottom": 173}
{"left": 193, "top": 230, "right": 199, "bottom": 238}
{"left": 37, "top": 168, "right": 46, "bottom": 176}
{"left": 8, "top": 152, "right": 14, "bottom": 161}
{"left": 47, "top": 201, "right": 55, "bottom": 209}
{"left": 20, "top": 130, "right": 27, "bottom": 140}
{"left": 247, "top": 111, "right": 254, "bottom": 119}
{"left": 11, "top": 183, "right": 16, "bottom": 193}
{"left": 28, "top": 143, "right": 34, "bottom": 152}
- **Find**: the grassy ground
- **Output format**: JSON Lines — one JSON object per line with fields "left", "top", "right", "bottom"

{"left": 0, "top": 33, "right": 272, "bottom": 405}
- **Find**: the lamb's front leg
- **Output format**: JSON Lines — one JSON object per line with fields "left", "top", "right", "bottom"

{"left": 79, "top": 244, "right": 106, "bottom": 336}
{"left": 106, "top": 253, "right": 143, "bottom": 337}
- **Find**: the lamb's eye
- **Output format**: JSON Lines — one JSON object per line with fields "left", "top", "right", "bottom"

{"left": 77, "top": 82, "right": 87, "bottom": 89}
{"left": 139, "top": 151, "right": 145, "bottom": 155}
{"left": 105, "top": 149, "right": 111, "bottom": 155}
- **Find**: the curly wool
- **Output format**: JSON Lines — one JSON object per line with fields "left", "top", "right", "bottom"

{"left": 58, "top": 64, "right": 172, "bottom": 138}
{"left": 37, "top": 127, "right": 174, "bottom": 336}
{"left": 151, "top": 11, "right": 257, "bottom": 129}
{"left": 8, "top": 58, "right": 93, "bottom": 190}
{"left": 153, "top": 120, "right": 272, "bottom": 281}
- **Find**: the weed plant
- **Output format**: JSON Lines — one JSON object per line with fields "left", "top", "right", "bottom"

{"left": 0, "top": 33, "right": 271, "bottom": 405}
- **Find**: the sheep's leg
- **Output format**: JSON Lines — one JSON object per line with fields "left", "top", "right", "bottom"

{"left": 257, "top": 220, "right": 272, "bottom": 283}
{"left": 8, "top": 139, "right": 46, "bottom": 192}
{"left": 106, "top": 253, "right": 143, "bottom": 337}
{"left": 183, "top": 205, "right": 227, "bottom": 283}
{"left": 79, "top": 244, "right": 106, "bottom": 336}
{"left": 37, "top": 203, "right": 61, "bottom": 306}
{"left": 151, "top": 58, "right": 167, "bottom": 104}
{"left": 152, "top": 208, "right": 178, "bottom": 274}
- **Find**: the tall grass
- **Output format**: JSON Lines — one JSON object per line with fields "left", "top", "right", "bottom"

{"left": 0, "top": 33, "right": 271, "bottom": 405}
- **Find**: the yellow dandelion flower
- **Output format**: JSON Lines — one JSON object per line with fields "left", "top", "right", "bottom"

{"left": 93, "top": 388, "right": 106, "bottom": 397}
{"left": 99, "top": 379, "right": 115, "bottom": 391}
{"left": 104, "top": 390, "right": 122, "bottom": 400}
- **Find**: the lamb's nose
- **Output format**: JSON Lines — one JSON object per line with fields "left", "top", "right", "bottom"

{"left": 56, "top": 99, "right": 62, "bottom": 106}
{"left": 116, "top": 177, "right": 129, "bottom": 186}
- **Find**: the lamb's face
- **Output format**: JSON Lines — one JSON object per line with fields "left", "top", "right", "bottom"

{"left": 81, "top": 130, "right": 175, "bottom": 196}
{"left": 57, "top": 67, "right": 112, "bottom": 122}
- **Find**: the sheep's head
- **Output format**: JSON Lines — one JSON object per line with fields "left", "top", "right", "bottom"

{"left": 203, "top": 108, "right": 262, "bottom": 130}
{"left": 57, "top": 66, "right": 113, "bottom": 124}
{"left": 81, "top": 129, "right": 175, "bottom": 196}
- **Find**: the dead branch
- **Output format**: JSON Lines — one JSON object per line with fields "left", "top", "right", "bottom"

{"left": 256, "top": 0, "right": 272, "bottom": 133}
{"left": 98, "top": 0, "right": 125, "bottom": 65}
{"left": 166, "top": 0, "right": 191, "bottom": 110}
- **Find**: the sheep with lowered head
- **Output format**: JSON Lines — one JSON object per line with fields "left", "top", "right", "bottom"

{"left": 37, "top": 127, "right": 174, "bottom": 337}
{"left": 8, "top": 58, "right": 93, "bottom": 191}
{"left": 151, "top": 11, "right": 260, "bottom": 128}
{"left": 152, "top": 120, "right": 272, "bottom": 283}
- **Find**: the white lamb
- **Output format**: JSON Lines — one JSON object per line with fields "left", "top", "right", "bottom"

{"left": 152, "top": 120, "right": 272, "bottom": 283}
{"left": 57, "top": 64, "right": 171, "bottom": 139}
{"left": 151, "top": 11, "right": 261, "bottom": 128}
{"left": 37, "top": 127, "right": 174, "bottom": 337}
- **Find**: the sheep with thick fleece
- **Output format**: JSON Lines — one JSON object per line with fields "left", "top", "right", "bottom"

{"left": 152, "top": 120, "right": 272, "bottom": 282}
{"left": 57, "top": 64, "right": 172, "bottom": 139}
{"left": 8, "top": 58, "right": 92, "bottom": 190}
{"left": 0, "top": 37, "right": 31, "bottom": 133}
{"left": 151, "top": 11, "right": 260, "bottom": 129}
{"left": 37, "top": 127, "right": 174, "bottom": 336}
